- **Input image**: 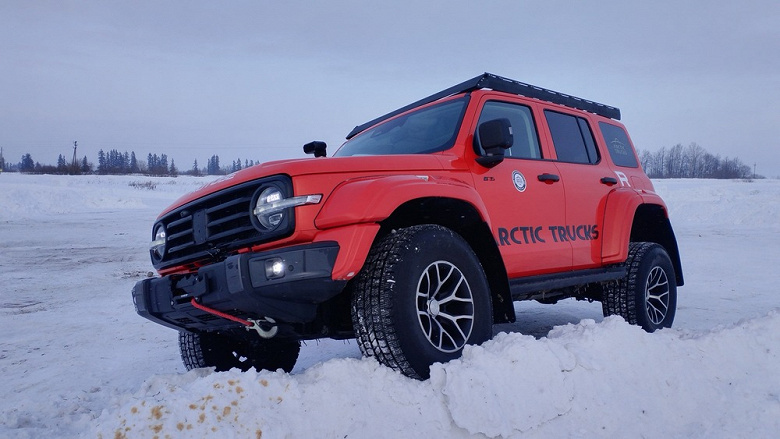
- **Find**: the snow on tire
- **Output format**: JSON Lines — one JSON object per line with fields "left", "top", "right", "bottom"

{"left": 602, "top": 242, "right": 677, "bottom": 332}
{"left": 351, "top": 224, "right": 493, "bottom": 379}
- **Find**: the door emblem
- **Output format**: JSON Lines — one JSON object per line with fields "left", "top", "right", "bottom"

{"left": 512, "top": 170, "right": 527, "bottom": 192}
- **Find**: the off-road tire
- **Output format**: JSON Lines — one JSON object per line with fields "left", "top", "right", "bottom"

{"left": 351, "top": 224, "right": 493, "bottom": 379}
{"left": 602, "top": 242, "right": 677, "bottom": 332}
{"left": 179, "top": 331, "right": 300, "bottom": 373}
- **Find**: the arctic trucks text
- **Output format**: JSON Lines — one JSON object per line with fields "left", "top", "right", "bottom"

{"left": 133, "top": 73, "right": 683, "bottom": 379}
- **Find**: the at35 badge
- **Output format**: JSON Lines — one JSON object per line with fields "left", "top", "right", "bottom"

{"left": 512, "top": 170, "right": 527, "bottom": 192}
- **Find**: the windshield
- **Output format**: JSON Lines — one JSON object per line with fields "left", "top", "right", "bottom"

{"left": 335, "top": 98, "right": 467, "bottom": 157}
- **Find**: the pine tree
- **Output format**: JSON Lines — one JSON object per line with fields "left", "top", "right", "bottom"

{"left": 98, "top": 150, "right": 106, "bottom": 174}
{"left": 207, "top": 155, "right": 221, "bottom": 175}
{"left": 130, "top": 152, "right": 139, "bottom": 173}
{"left": 169, "top": 159, "right": 177, "bottom": 176}
{"left": 20, "top": 154, "right": 35, "bottom": 172}
{"left": 147, "top": 153, "right": 163, "bottom": 176}
{"left": 81, "top": 156, "right": 91, "bottom": 173}
{"left": 57, "top": 154, "right": 68, "bottom": 171}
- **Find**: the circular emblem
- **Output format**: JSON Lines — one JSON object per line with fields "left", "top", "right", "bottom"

{"left": 512, "top": 170, "right": 527, "bottom": 192}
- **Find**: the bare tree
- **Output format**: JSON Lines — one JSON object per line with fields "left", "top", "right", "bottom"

{"left": 684, "top": 142, "right": 705, "bottom": 178}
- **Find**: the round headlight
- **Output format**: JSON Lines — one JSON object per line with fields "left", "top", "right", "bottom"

{"left": 255, "top": 187, "right": 285, "bottom": 230}
{"left": 150, "top": 224, "right": 167, "bottom": 258}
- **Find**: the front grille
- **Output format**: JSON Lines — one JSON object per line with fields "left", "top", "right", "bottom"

{"left": 152, "top": 175, "right": 294, "bottom": 270}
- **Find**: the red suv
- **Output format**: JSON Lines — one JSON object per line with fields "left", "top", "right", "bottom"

{"left": 133, "top": 73, "right": 683, "bottom": 379}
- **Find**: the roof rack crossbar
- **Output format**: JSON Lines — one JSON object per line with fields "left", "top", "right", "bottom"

{"left": 346, "top": 72, "right": 620, "bottom": 139}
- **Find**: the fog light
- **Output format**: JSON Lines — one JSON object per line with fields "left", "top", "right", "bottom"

{"left": 265, "top": 258, "right": 286, "bottom": 279}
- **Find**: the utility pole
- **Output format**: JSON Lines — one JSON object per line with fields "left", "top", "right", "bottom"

{"left": 71, "top": 141, "right": 79, "bottom": 174}
{"left": 753, "top": 163, "right": 756, "bottom": 179}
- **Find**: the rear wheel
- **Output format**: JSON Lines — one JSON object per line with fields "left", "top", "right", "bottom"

{"left": 179, "top": 331, "right": 300, "bottom": 372}
{"left": 351, "top": 225, "right": 493, "bottom": 379}
{"left": 602, "top": 242, "right": 677, "bottom": 332}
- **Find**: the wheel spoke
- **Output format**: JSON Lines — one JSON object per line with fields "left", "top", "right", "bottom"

{"left": 436, "top": 311, "right": 472, "bottom": 342}
{"left": 418, "top": 270, "right": 432, "bottom": 298}
{"left": 432, "top": 316, "right": 460, "bottom": 351}
{"left": 648, "top": 270, "right": 668, "bottom": 291}
{"left": 418, "top": 311, "right": 433, "bottom": 338}
{"left": 436, "top": 277, "right": 468, "bottom": 305}
{"left": 432, "top": 264, "right": 455, "bottom": 297}
{"left": 647, "top": 299, "right": 667, "bottom": 321}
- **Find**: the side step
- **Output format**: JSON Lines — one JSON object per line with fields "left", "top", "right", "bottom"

{"left": 509, "top": 266, "right": 626, "bottom": 301}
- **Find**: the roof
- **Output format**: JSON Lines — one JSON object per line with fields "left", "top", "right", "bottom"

{"left": 346, "top": 73, "right": 621, "bottom": 139}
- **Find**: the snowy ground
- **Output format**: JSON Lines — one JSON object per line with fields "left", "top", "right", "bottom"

{"left": 0, "top": 173, "right": 778, "bottom": 438}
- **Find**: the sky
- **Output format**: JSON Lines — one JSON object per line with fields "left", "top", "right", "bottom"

{"left": 1, "top": 1, "right": 779, "bottom": 177}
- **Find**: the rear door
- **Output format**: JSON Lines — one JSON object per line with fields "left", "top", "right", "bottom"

{"left": 541, "top": 109, "right": 612, "bottom": 269}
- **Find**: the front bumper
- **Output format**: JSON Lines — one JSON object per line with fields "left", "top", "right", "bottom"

{"left": 133, "top": 242, "right": 346, "bottom": 332}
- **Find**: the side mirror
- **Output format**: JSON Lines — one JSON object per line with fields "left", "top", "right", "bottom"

{"left": 475, "top": 118, "right": 513, "bottom": 168}
{"left": 303, "top": 141, "right": 327, "bottom": 158}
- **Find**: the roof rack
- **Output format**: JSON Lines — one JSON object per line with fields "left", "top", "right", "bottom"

{"left": 346, "top": 73, "right": 621, "bottom": 139}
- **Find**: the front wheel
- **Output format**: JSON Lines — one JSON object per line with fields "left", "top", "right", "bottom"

{"left": 351, "top": 225, "right": 493, "bottom": 379}
{"left": 179, "top": 331, "right": 300, "bottom": 373}
{"left": 602, "top": 242, "right": 677, "bottom": 332}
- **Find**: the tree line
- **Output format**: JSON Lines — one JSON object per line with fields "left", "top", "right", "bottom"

{"left": 637, "top": 143, "right": 758, "bottom": 179}
{"left": 4, "top": 149, "right": 258, "bottom": 177}
{"left": 1, "top": 143, "right": 761, "bottom": 179}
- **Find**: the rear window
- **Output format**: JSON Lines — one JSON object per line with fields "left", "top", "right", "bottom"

{"left": 599, "top": 122, "right": 638, "bottom": 168}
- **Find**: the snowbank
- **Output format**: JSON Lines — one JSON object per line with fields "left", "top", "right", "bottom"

{"left": 91, "top": 314, "right": 780, "bottom": 438}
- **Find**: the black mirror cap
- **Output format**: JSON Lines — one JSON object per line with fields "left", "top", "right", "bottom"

{"left": 478, "top": 118, "right": 513, "bottom": 151}
{"left": 303, "top": 141, "right": 327, "bottom": 158}
{"left": 475, "top": 118, "right": 513, "bottom": 167}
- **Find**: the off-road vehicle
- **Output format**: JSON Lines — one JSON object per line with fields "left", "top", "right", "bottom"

{"left": 133, "top": 73, "right": 683, "bottom": 379}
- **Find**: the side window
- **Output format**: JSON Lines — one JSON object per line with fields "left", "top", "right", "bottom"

{"left": 544, "top": 110, "right": 599, "bottom": 164}
{"left": 476, "top": 101, "right": 541, "bottom": 159}
{"left": 599, "top": 122, "right": 638, "bottom": 168}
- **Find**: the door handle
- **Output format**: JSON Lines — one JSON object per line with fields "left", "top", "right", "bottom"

{"left": 537, "top": 173, "right": 560, "bottom": 183}
{"left": 600, "top": 177, "right": 618, "bottom": 185}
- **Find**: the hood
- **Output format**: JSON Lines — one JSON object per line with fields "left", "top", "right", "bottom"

{"left": 159, "top": 154, "right": 446, "bottom": 217}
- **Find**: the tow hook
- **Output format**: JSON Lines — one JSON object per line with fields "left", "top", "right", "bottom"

{"left": 246, "top": 317, "right": 278, "bottom": 339}
{"left": 190, "top": 298, "right": 278, "bottom": 338}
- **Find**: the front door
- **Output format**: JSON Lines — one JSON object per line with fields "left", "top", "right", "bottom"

{"left": 470, "top": 99, "right": 572, "bottom": 277}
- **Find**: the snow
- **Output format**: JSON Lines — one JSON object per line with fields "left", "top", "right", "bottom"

{"left": 1, "top": 173, "right": 778, "bottom": 438}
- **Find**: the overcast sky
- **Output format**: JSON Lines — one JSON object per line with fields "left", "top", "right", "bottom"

{"left": 2, "top": 1, "right": 779, "bottom": 176}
